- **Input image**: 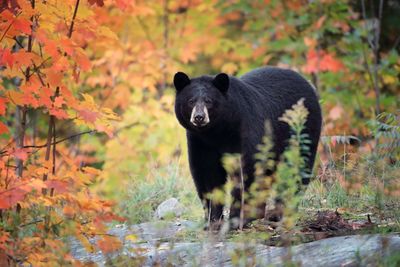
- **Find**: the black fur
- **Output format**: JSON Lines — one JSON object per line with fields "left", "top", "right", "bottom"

{"left": 173, "top": 66, "right": 322, "bottom": 224}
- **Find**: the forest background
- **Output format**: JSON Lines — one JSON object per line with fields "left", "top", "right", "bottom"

{"left": 0, "top": 0, "right": 399, "bottom": 265}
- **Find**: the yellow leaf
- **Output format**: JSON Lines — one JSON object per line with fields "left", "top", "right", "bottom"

{"left": 382, "top": 75, "right": 397, "bottom": 85}
{"left": 76, "top": 234, "right": 94, "bottom": 253}
{"left": 125, "top": 234, "right": 137, "bottom": 242}
{"left": 82, "top": 166, "right": 102, "bottom": 176}
{"left": 98, "top": 26, "right": 118, "bottom": 40}
{"left": 221, "top": 62, "right": 238, "bottom": 75}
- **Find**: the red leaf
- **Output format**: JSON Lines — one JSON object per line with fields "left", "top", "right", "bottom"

{"left": 53, "top": 56, "right": 69, "bottom": 72}
{"left": 315, "top": 15, "right": 326, "bottom": 30}
{"left": 49, "top": 108, "right": 69, "bottom": 119}
{"left": 0, "top": 122, "right": 8, "bottom": 135}
{"left": 22, "top": 93, "right": 39, "bottom": 108}
{"left": 0, "top": 10, "right": 14, "bottom": 21}
{"left": 75, "top": 52, "right": 91, "bottom": 71}
{"left": 54, "top": 96, "right": 65, "bottom": 108}
{"left": 60, "top": 38, "right": 74, "bottom": 56}
{"left": 97, "top": 236, "right": 122, "bottom": 254}
{"left": 0, "top": 188, "right": 26, "bottom": 209}
{"left": 79, "top": 109, "right": 99, "bottom": 123}
{"left": 0, "top": 98, "right": 7, "bottom": 115}
{"left": 44, "top": 40, "right": 59, "bottom": 59}
{"left": 38, "top": 87, "right": 53, "bottom": 108}
{"left": 46, "top": 70, "right": 63, "bottom": 87}
{"left": 1, "top": 49, "right": 14, "bottom": 68}
{"left": 88, "top": 0, "right": 104, "bottom": 6}
{"left": 320, "top": 53, "right": 344, "bottom": 72}
{"left": 13, "top": 18, "right": 31, "bottom": 34}
{"left": 13, "top": 148, "right": 28, "bottom": 161}
{"left": 303, "top": 49, "right": 344, "bottom": 74}
{"left": 13, "top": 51, "right": 35, "bottom": 67}
{"left": 20, "top": 77, "right": 41, "bottom": 94}
{"left": 45, "top": 180, "right": 69, "bottom": 194}
{"left": 116, "top": 0, "right": 130, "bottom": 9}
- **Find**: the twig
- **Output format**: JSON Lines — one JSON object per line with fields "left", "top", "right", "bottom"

{"left": 18, "top": 219, "right": 44, "bottom": 228}
{"left": 68, "top": 0, "right": 80, "bottom": 39}
{"left": 239, "top": 160, "right": 245, "bottom": 231}
{"left": 23, "top": 130, "right": 95, "bottom": 149}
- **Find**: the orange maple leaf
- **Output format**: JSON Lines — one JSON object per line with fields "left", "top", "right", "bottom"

{"left": 54, "top": 96, "right": 65, "bottom": 108}
{"left": 97, "top": 236, "right": 122, "bottom": 254}
{"left": 303, "top": 49, "right": 344, "bottom": 74}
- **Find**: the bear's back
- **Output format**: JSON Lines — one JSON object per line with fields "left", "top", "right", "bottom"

{"left": 236, "top": 66, "right": 319, "bottom": 114}
{"left": 239, "top": 67, "right": 314, "bottom": 95}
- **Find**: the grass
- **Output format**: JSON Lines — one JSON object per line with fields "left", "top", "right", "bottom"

{"left": 118, "top": 160, "right": 203, "bottom": 224}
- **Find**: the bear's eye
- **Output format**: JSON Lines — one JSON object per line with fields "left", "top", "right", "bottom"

{"left": 188, "top": 99, "right": 195, "bottom": 106}
{"left": 205, "top": 99, "right": 212, "bottom": 105}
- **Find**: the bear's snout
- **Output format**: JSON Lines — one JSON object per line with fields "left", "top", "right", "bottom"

{"left": 190, "top": 103, "right": 210, "bottom": 127}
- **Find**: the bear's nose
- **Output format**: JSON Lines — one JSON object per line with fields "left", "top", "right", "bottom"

{"left": 194, "top": 114, "right": 204, "bottom": 123}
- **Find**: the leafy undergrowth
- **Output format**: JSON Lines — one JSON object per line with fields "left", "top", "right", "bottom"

{"left": 227, "top": 208, "right": 399, "bottom": 247}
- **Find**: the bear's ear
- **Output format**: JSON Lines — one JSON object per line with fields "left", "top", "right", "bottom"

{"left": 212, "top": 73, "right": 229, "bottom": 93}
{"left": 173, "top": 72, "right": 190, "bottom": 92}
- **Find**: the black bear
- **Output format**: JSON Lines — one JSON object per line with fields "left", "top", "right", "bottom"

{"left": 173, "top": 66, "right": 322, "bottom": 227}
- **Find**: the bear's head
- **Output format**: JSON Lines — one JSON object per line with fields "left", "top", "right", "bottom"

{"left": 173, "top": 72, "right": 229, "bottom": 131}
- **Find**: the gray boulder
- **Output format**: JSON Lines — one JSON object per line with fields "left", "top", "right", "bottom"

{"left": 154, "top": 197, "right": 184, "bottom": 220}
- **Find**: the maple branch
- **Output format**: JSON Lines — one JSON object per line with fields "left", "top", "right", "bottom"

{"left": 42, "top": 117, "right": 54, "bottom": 184}
{"left": 16, "top": 0, "right": 36, "bottom": 179}
{"left": 12, "top": 36, "right": 24, "bottom": 48}
{"left": 114, "top": 122, "right": 139, "bottom": 135}
{"left": 43, "top": 0, "right": 80, "bottom": 190}
{"left": 68, "top": 0, "right": 81, "bottom": 39}
{"left": 361, "top": 0, "right": 383, "bottom": 114}
{"left": 23, "top": 130, "right": 95, "bottom": 149}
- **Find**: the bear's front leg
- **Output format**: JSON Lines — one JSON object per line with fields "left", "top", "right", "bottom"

{"left": 187, "top": 134, "right": 227, "bottom": 227}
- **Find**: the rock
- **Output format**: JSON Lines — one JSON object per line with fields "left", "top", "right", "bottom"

{"left": 154, "top": 198, "right": 184, "bottom": 220}
{"left": 69, "top": 221, "right": 400, "bottom": 267}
